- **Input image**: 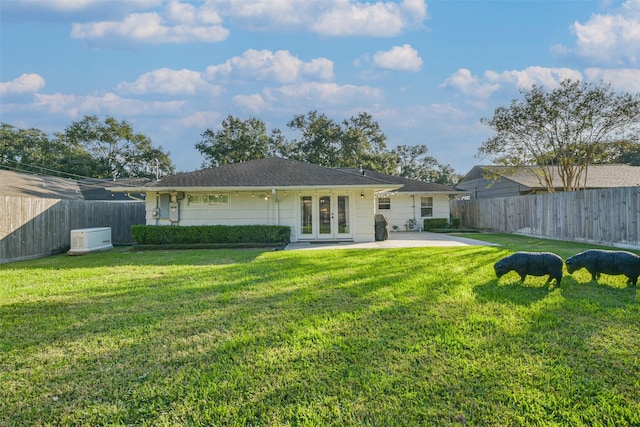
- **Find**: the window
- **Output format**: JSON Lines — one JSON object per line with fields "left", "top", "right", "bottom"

{"left": 421, "top": 196, "right": 433, "bottom": 217}
{"left": 377, "top": 197, "right": 391, "bottom": 210}
{"left": 188, "top": 193, "right": 229, "bottom": 205}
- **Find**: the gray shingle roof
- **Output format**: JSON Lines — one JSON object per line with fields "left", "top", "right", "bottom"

{"left": 337, "top": 168, "right": 462, "bottom": 193}
{"left": 0, "top": 170, "right": 148, "bottom": 200}
{"left": 147, "top": 157, "right": 399, "bottom": 188}
{"left": 461, "top": 164, "right": 640, "bottom": 189}
{"left": 0, "top": 170, "right": 83, "bottom": 199}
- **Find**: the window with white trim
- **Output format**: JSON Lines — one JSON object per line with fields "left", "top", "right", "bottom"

{"left": 188, "top": 194, "right": 229, "bottom": 205}
{"left": 377, "top": 197, "right": 391, "bottom": 210}
{"left": 420, "top": 196, "right": 433, "bottom": 217}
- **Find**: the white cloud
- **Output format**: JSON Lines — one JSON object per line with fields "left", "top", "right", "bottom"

{"left": 0, "top": 73, "right": 45, "bottom": 95}
{"left": 485, "top": 66, "right": 583, "bottom": 90}
{"left": 441, "top": 67, "right": 587, "bottom": 102}
{"left": 312, "top": 0, "right": 426, "bottom": 36}
{"left": 222, "top": 0, "right": 427, "bottom": 37}
{"left": 61, "top": 0, "right": 426, "bottom": 45}
{"left": 32, "top": 92, "right": 184, "bottom": 118}
{"left": 440, "top": 69, "right": 500, "bottom": 99}
{"left": 584, "top": 67, "right": 640, "bottom": 92}
{"left": 176, "top": 111, "right": 222, "bottom": 128}
{"left": 567, "top": 0, "right": 640, "bottom": 65}
{"left": 117, "top": 68, "right": 223, "bottom": 96}
{"left": 205, "top": 49, "right": 334, "bottom": 83}
{"left": 263, "top": 82, "right": 382, "bottom": 106}
{"left": 71, "top": 1, "right": 228, "bottom": 44}
{"left": 233, "top": 94, "right": 270, "bottom": 112}
{"left": 373, "top": 44, "right": 422, "bottom": 71}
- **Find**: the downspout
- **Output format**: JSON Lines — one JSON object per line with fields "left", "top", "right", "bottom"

{"left": 273, "top": 188, "right": 279, "bottom": 225}
{"left": 412, "top": 194, "right": 416, "bottom": 230}
{"left": 155, "top": 192, "right": 159, "bottom": 226}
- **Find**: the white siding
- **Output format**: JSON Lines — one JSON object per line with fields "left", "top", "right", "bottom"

{"left": 144, "top": 189, "right": 376, "bottom": 243}
{"left": 375, "top": 193, "right": 451, "bottom": 231}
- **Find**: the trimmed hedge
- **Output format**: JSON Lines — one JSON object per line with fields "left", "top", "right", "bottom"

{"left": 423, "top": 218, "right": 448, "bottom": 231}
{"left": 131, "top": 225, "right": 291, "bottom": 246}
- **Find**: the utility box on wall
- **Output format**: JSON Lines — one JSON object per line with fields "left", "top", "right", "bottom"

{"left": 169, "top": 202, "right": 179, "bottom": 222}
{"left": 68, "top": 227, "right": 113, "bottom": 255}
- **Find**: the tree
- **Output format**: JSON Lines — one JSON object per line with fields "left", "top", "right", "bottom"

{"left": 285, "top": 110, "right": 397, "bottom": 172}
{"left": 0, "top": 123, "right": 87, "bottom": 177}
{"left": 196, "top": 115, "right": 284, "bottom": 167}
{"left": 478, "top": 79, "right": 640, "bottom": 191}
{"left": 62, "top": 115, "right": 174, "bottom": 180}
{"left": 285, "top": 111, "right": 342, "bottom": 167}
{"left": 592, "top": 139, "right": 640, "bottom": 165}
{"left": 393, "top": 144, "right": 457, "bottom": 185}
{"left": 341, "top": 112, "right": 396, "bottom": 173}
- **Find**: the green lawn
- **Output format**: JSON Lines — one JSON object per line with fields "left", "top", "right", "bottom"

{"left": 1, "top": 234, "right": 639, "bottom": 426}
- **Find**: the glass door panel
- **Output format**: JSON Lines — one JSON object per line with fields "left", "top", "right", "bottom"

{"left": 300, "top": 196, "right": 312, "bottom": 235}
{"left": 319, "top": 196, "right": 331, "bottom": 235}
{"left": 337, "top": 195, "right": 349, "bottom": 234}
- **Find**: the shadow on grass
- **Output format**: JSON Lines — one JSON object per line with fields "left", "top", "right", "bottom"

{"left": 474, "top": 271, "right": 638, "bottom": 308}
{"left": 5, "top": 245, "right": 638, "bottom": 425}
{"left": 0, "top": 246, "right": 268, "bottom": 270}
{"left": 473, "top": 278, "right": 552, "bottom": 306}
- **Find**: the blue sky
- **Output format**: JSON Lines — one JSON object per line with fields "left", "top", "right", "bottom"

{"left": 2, "top": 0, "right": 640, "bottom": 176}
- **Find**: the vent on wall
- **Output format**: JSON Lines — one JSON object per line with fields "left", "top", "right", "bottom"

{"left": 68, "top": 227, "right": 113, "bottom": 255}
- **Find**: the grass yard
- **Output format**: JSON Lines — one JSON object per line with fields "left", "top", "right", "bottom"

{"left": 1, "top": 234, "right": 639, "bottom": 426}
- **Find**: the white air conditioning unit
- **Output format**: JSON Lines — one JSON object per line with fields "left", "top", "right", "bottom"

{"left": 68, "top": 227, "right": 113, "bottom": 255}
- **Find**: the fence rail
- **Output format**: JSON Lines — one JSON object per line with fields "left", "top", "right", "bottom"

{"left": 1, "top": 196, "right": 146, "bottom": 263}
{"left": 450, "top": 187, "right": 640, "bottom": 248}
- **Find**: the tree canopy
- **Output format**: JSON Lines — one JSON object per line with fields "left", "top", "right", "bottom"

{"left": 194, "top": 111, "right": 460, "bottom": 183}
{"left": 1, "top": 116, "right": 174, "bottom": 180}
{"left": 284, "top": 111, "right": 396, "bottom": 173}
{"left": 478, "top": 79, "right": 640, "bottom": 191}
{"left": 393, "top": 144, "right": 457, "bottom": 185}
{"left": 195, "top": 115, "right": 285, "bottom": 168}
{"left": 61, "top": 115, "right": 174, "bottom": 180}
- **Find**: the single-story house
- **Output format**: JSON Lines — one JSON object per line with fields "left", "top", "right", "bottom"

{"left": 110, "top": 157, "right": 464, "bottom": 243}
{"left": 456, "top": 164, "right": 640, "bottom": 199}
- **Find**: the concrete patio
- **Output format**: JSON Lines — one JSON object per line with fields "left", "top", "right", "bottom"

{"left": 285, "top": 231, "right": 500, "bottom": 250}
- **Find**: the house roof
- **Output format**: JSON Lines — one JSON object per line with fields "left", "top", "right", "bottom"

{"left": 79, "top": 178, "right": 151, "bottom": 200}
{"left": 128, "top": 157, "right": 403, "bottom": 191}
{"left": 459, "top": 164, "right": 640, "bottom": 189}
{"left": 337, "top": 168, "right": 464, "bottom": 194}
{"left": 0, "top": 169, "right": 149, "bottom": 200}
{"left": 0, "top": 170, "right": 82, "bottom": 199}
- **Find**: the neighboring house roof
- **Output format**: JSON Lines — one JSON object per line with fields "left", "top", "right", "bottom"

{"left": 0, "top": 170, "right": 149, "bottom": 200}
{"left": 337, "top": 168, "right": 464, "bottom": 194}
{"left": 121, "top": 157, "right": 403, "bottom": 191}
{"left": 79, "top": 178, "right": 150, "bottom": 200}
{"left": 459, "top": 164, "right": 640, "bottom": 190}
{"left": 0, "top": 170, "right": 84, "bottom": 199}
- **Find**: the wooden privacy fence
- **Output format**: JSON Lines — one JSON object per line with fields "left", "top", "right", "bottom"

{"left": 450, "top": 187, "right": 640, "bottom": 248}
{"left": 1, "top": 196, "right": 146, "bottom": 263}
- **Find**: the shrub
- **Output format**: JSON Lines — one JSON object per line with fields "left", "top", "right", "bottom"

{"left": 423, "top": 218, "right": 448, "bottom": 231}
{"left": 450, "top": 217, "right": 461, "bottom": 228}
{"left": 131, "top": 225, "right": 291, "bottom": 246}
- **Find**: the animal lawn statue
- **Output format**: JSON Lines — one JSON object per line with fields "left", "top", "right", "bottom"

{"left": 494, "top": 252, "right": 563, "bottom": 285}
{"left": 565, "top": 249, "right": 640, "bottom": 285}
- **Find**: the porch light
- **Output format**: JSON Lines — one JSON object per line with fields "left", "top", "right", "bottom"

{"left": 360, "top": 191, "right": 365, "bottom": 199}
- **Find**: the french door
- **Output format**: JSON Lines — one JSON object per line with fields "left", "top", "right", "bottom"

{"left": 299, "top": 194, "right": 351, "bottom": 240}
